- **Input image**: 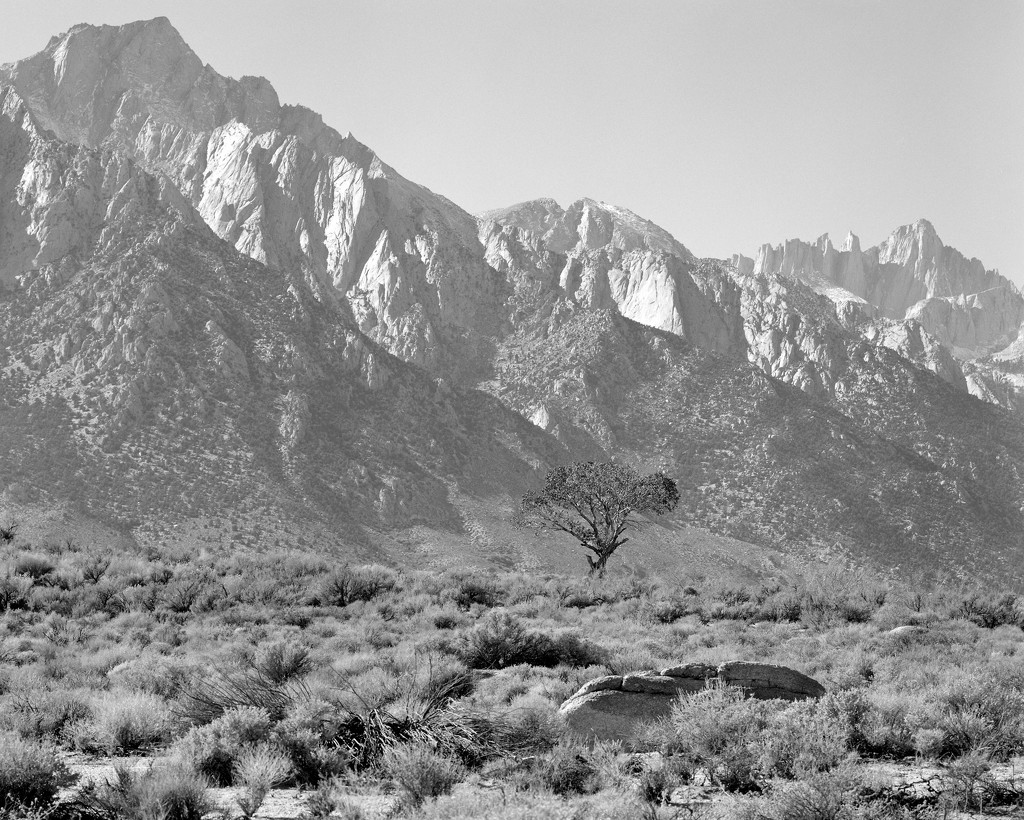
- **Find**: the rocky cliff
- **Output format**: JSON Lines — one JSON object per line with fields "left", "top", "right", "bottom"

{"left": 747, "top": 221, "right": 1024, "bottom": 362}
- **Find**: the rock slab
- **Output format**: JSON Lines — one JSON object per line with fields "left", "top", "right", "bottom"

{"left": 559, "top": 660, "right": 825, "bottom": 744}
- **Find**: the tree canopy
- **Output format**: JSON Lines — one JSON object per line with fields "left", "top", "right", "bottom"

{"left": 520, "top": 462, "right": 679, "bottom": 576}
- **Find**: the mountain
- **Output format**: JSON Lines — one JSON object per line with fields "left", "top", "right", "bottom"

{"left": 1, "top": 18, "right": 1023, "bottom": 583}
{"left": 0, "top": 80, "right": 566, "bottom": 566}
{"left": 737, "top": 221, "right": 1024, "bottom": 413}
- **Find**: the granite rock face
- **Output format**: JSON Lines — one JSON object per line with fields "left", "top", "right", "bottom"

{"left": 1, "top": 17, "right": 507, "bottom": 380}
{"left": 748, "top": 222, "right": 1024, "bottom": 362}
{"left": 560, "top": 662, "right": 826, "bottom": 744}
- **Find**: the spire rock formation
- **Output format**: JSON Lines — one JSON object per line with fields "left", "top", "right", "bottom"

{"left": 0, "top": 18, "right": 1022, "bottom": 582}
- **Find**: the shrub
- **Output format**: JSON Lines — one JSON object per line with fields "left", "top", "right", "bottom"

{"left": 316, "top": 565, "right": 397, "bottom": 607}
{"left": 825, "top": 689, "right": 914, "bottom": 759}
{"left": 664, "top": 683, "right": 770, "bottom": 791}
{"left": 760, "top": 699, "right": 850, "bottom": 778}
{"left": 304, "top": 780, "right": 368, "bottom": 820}
{"left": 928, "top": 678, "right": 1024, "bottom": 760}
{"left": 0, "top": 732, "right": 76, "bottom": 813}
{"left": 175, "top": 665, "right": 306, "bottom": 724}
{"left": 175, "top": 706, "right": 274, "bottom": 786}
{"left": 383, "top": 742, "right": 465, "bottom": 807}
{"left": 252, "top": 641, "right": 314, "bottom": 683}
{"left": 534, "top": 743, "right": 599, "bottom": 796}
{"left": 959, "top": 592, "right": 1023, "bottom": 629}
{"left": 752, "top": 767, "right": 863, "bottom": 820}
{"left": 457, "top": 614, "right": 606, "bottom": 669}
{"left": 14, "top": 555, "right": 56, "bottom": 581}
{"left": 233, "top": 743, "right": 293, "bottom": 818}
{"left": 76, "top": 762, "right": 212, "bottom": 820}
{"left": 2, "top": 688, "right": 90, "bottom": 742}
{"left": 447, "top": 576, "right": 503, "bottom": 610}
{"left": 107, "top": 655, "right": 200, "bottom": 699}
{"left": 0, "top": 574, "right": 32, "bottom": 610}
{"left": 75, "top": 692, "right": 173, "bottom": 754}
{"left": 162, "top": 574, "right": 210, "bottom": 614}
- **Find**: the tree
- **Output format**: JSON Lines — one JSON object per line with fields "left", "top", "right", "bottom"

{"left": 520, "top": 462, "right": 679, "bottom": 577}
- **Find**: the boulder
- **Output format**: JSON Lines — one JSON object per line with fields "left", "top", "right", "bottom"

{"left": 718, "top": 661, "right": 825, "bottom": 699}
{"left": 560, "top": 660, "right": 825, "bottom": 744}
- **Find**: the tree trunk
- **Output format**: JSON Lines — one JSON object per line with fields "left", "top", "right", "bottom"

{"left": 587, "top": 549, "right": 612, "bottom": 578}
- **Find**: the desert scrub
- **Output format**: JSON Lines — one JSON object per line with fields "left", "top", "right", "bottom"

{"left": 759, "top": 697, "right": 851, "bottom": 777}
{"left": 250, "top": 640, "right": 315, "bottom": 683}
{"left": 0, "top": 687, "right": 90, "bottom": 743}
{"left": 76, "top": 762, "right": 213, "bottom": 820}
{"left": 174, "top": 706, "right": 274, "bottom": 785}
{"left": 745, "top": 766, "right": 866, "bottom": 820}
{"left": 383, "top": 741, "right": 465, "bottom": 807}
{"left": 73, "top": 691, "right": 173, "bottom": 754}
{"left": 233, "top": 743, "right": 293, "bottom": 818}
{"left": 0, "top": 732, "right": 76, "bottom": 814}
{"left": 314, "top": 565, "right": 399, "bottom": 607}
{"left": 175, "top": 664, "right": 307, "bottom": 724}
{"left": 457, "top": 613, "right": 607, "bottom": 669}
{"left": 532, "top": 742, "right": 601, "bottom": 796}
{"left": 659, "top": 683, "right": 770, "bottom": 791}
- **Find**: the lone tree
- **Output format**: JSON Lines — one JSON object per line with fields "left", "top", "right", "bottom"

{"left": 520, "top": 462, "right": 679, "bottom": 577}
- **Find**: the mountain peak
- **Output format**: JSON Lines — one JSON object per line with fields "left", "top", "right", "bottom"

{"left": 2, "top": 17, "right": 282, "bottom": 144}
{"left": 483, "top": 197, "right": 692, "bottom": 259}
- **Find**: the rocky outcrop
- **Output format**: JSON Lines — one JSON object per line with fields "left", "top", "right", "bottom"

{"left": 560, "top": 662, "right": 825, "bottom": 743}
{"left": 749, "top": 221, "right": 1024, "bottom": 362}
{"left": 482, "top": 197, "right": 694, "bottom": 259}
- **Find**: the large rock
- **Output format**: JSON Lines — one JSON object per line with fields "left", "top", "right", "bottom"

{"left": 559, "top": 661, "right": 825, "bottom": 744}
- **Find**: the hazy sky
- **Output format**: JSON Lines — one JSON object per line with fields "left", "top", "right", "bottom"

{"left": 2, "top": 1, "right": 1022, "bottom": 280}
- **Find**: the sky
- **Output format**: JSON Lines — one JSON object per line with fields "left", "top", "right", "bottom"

{"left": 2, "top": 0, "right": 1022, "bottom": 281}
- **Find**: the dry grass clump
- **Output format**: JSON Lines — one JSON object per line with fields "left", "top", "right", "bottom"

{"left": 232, "top": 743, "right": 293, "bottom": 818}
{"left": 382, "top": 741, "right": 465, "bottom": 807}
{"left": 75, "top": 762, "right": 213, "bottom": 820}
{"left": 73, "top": 691, "right": 174, "bottom": 754}
{"left": 0, "top": 731, "right": 76, "bottom": 815}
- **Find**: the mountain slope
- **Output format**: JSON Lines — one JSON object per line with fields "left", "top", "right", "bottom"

{"left": 0, "top": 82, "right": 568, "bottom": 563}
{"left": 1, "top": 19, "right": 1023, "bottom": 583}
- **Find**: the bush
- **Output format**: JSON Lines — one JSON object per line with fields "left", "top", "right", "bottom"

{"left": 760, "top": 699, "right": 850, "bottom": 778}
{"left": 0, "top": 733, "right": 76, "bottom": 813}
{"left": 457, "top": 614, "right": 607, "bottom": 669}
{"left": 175, "top": 706, "right": 274, "bottom": 786}
{"left": 383, "top": 742, "right": 465, "bottom": 807}
{"left": 175, "top": 665, "right": 305, "bottom": 725}
{"left": 252, "top": 641, "right": 314, "bottom": 684}
{"left": 959, "top": 592, "right": 1023, "bottom": 629}
{"left": 824, "top": 689, "right": 914, "bottom": 759}
{"left": 75, "top": 692, "right": 173, "bottom": 754}
{"left": 0, "top": 574, "right": 32, "bottom": 610}
{"left": 446, "top": 576, "right": 503, "bottom": 610}
{"left": 752, "top": 767, "right": 863, "bottom": 820}
{"left": 2, "top": 688, "right": 90, "bottom": 742}
{"left": 14, "top": 555, "right": 56, "bottom": 581}
{"left": 534, "top": 743, "right": 599, "bottom": 796}
{"left": 663, "top": 684, "right": 770, "bottom": 791}
{"left": 77, "top": 762, "right": 212, "bottom": 820}
{"left": 316, "top": 565, "right": 397, "bottom": 607}
{"left": 233, "top": 743, "right": 293, "bottom": 818}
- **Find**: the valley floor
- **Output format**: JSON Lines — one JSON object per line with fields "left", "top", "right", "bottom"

{"left": 1, "top": 539, "right": 1023, "bottom": 819}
